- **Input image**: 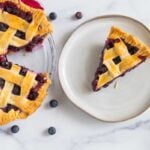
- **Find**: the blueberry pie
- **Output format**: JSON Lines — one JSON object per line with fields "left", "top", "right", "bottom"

{"left": 0, "top": 55, "right": 51, "bottom": 125}
{"left": 0, "top": 0, "right": 52, "bottom": 125}
{"left": 92, "top": 26, "right": 150, "bottom": 91}
{"left": 0, "top": 0, "right": 52, "bottom": 54}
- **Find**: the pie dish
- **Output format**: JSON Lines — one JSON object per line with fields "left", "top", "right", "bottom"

{"left": 92, "top": 26, "right": 150, "bottom": 91}
{"left": 0, "top": 55, "right": 51, "bottom": 125}
{"left": 0, "top": 0, "right": 52, "bottom": 54}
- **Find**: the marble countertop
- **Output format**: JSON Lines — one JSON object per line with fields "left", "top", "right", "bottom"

{"left": 1, "top": 0, "right": 150, "bottom": 150}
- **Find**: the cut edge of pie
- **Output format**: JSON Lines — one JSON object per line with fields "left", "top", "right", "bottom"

{"left": 92, "top": 26, "right": 150, "bottom": 91}
{"left": 0, "top": 0, "right": 53, "bottom": 54}
{"left": 0, "top": 55, "right": 51, "bottom": 125}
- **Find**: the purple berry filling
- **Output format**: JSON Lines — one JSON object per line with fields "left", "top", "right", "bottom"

{"left": 0, "top": 22, "right": 9, "bottom": 31}
{"left": 122, "top": 39, "right": 139, "bottom": 55}
{"left": 0, "top": 55, "right": 7, "bottom": 62}
{"left": 0, "top": 78, "right": 5, "bottom": 88}
{"left": 0, "top": 61, "right": 12, "bottom": 69}
{"left": 113, "top": 56, "right": 121, "bottom": 64}
{"left": 105, "top": 38, "right": 120, "bottom": 49}
{"left": 35, "top": 73, "right": 46, "bottom": 84}
{"left": 15, "top": 30, "right": 25, "bottom": 39}
{"left": 12, "top": 84, "right": 21, "bottom": 95}
{"left": 27, "top": 74, "right": 46, "bottom": 101}
{"left": 19, "top": 66, "right": 28, "bottom": 76}
{"left": 1, "top": 104, "right": 21, "bottom": 113}
{"left": 27, "top": 88, "right": 38, "bottom": 100}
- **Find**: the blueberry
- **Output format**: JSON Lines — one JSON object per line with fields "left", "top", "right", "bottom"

{"left": 49, "top": 12, "right": 57, "bottom": 20}
{"left": 25, "top": 12, "right": 33, "bottom": 23}
{"left": 49, "top": 99, "right": 58, "bottom": 108}
{"left": 0, "top": 23, "right": 9, "bottom": 31}
{"left": 11, "top": 125, "right": 19, "bottom": 133}
{"left": 0, "top": 78, "right": 5, "bottom": 88}
{"left": 75, "top": 12, "right": 83, "bottom": 19}
{"left": 12, "top": 84, "right": 21, "bottom": 95}
{"left": 0, "top": 61, "right": 12, "bottom": 69}
{"left": 48, "top": 127, "right": 56, "bottom": 135}
{"left": 19, "top": 67, "right": 28, "bottom": 76}
{"left": 97, "top": 64, "right": 108, "bottom": 74}
{"left": 113, "top": 56, "right": 121, "bottom": 64}
{"left": 28, "top": 89, "right": 38, "bottom": 100}
{"left": 8, "top": 45, "right": 20, "bottom": 52}
{"left": 36, "top": 74, "right": 45, "bottom": 83}
{"left": 15, "top": 30, "right": 25, "bottom": 39}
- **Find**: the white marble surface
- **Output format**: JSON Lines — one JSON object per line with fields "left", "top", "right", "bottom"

{"left": 1, "top": 0, "right": 150, "bottom": 150}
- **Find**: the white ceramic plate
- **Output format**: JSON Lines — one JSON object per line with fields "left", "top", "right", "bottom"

{"left": 59, "top": 15, "right": 150, "bottom": 122}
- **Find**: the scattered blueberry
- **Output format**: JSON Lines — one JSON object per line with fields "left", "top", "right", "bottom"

{"left": 75, "top": 11, "right": 83, "bottom": 19}
{"left": 49, "top": 12, "right": 57, "bottom": 20}
{"left": 48, "top": 127, "right": 56, "bottom": 135}
{"left": 49, "top": 99, "right": 58, "bottom": 108}
{"left": 11, "top": 125, "right": 19, "bottom": 133}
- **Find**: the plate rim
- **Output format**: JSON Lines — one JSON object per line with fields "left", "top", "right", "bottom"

{"left": 59, "top": 14, "right": 150, "bottom": 122}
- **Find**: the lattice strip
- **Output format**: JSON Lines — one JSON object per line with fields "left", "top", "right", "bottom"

{"left": 0, "top": 11, "right": 29, "bottom": 31}
{"left": 21, "top": 72, "right": 36, "bottom": 96}
{"left": 0, "top": 82, "right": 13, "bottom": 107}
{"left": 0, "top": 28, "right": 16, "bottom": 53}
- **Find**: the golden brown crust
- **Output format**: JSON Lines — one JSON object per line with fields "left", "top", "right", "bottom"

{"left": 109, "top": 26, "right": 150, "bottom": 57}
{"left": 95, "top": 26, "right": 150, "bottom": 90}
{"left": 0, "top": 110, "right": 27, "bottom": 126}
{"left": 0, "top": 63, "right": 51, "bottom": 126}
{"left": 0, "top": 0, "right": 53, "bottom": 54}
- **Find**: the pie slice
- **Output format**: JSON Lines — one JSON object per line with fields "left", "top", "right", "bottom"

{"left": 0, "top": 55, "right": 51, "bottom": 125}
{"left": 0, "top": 0, "right": 52, "bottom": 54}
{"left": 92, "top": 26, "right": 150, "bottom": 91}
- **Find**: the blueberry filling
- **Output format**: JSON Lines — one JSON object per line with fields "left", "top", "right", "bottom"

{"left": 19, "top": 67, "right": 28, "bottom": 76}
{"left": 0, "top": 55, "right": 7, "bottom": 62}
{"left": 0, "top": 78, "right": 5, "bottom": 88}
{"left": 113, "top": 56, "right": 121, "bottom": 64}
{"left": 35, "top": 74, "right": 46, "bottom": 84}
{"left": 7, "top": 36, "right": 43, "bottom": 52}
{"left": 122, "top": 39, "right": 139, "bottom": 55}
{"left": 15, "top": 30, "right": 25, "bottom": 39}
{"left": 12, "top": 84, "right": 21, "bottom": 95}
{"left": 8, "top": 45, "right": 20, "bottom": 52}
{"left": 105, "top": 38, "right": 120, "bottom": 50}
{"left": 25, "top": 36, "right": 44, "bottom": 52}
{"left": 0, "top": 22, "right": 9, "bottom": 31}
{"left": 92, "top": 63, "right": 108, "bottom": 91}
{"left": 27, "top": 89, "right": 38, "bottom": 100}
{"left": 3, "top": 2, "right": 33, "bottom": 23}
{"left": 97, "top": 64, "right": 108, "bottom": 75}
{"left": 0, "top": 61, "right": 12, "bottom": 69}
{"left": 1, "top": 104, "right": 21, "bottom": 113}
